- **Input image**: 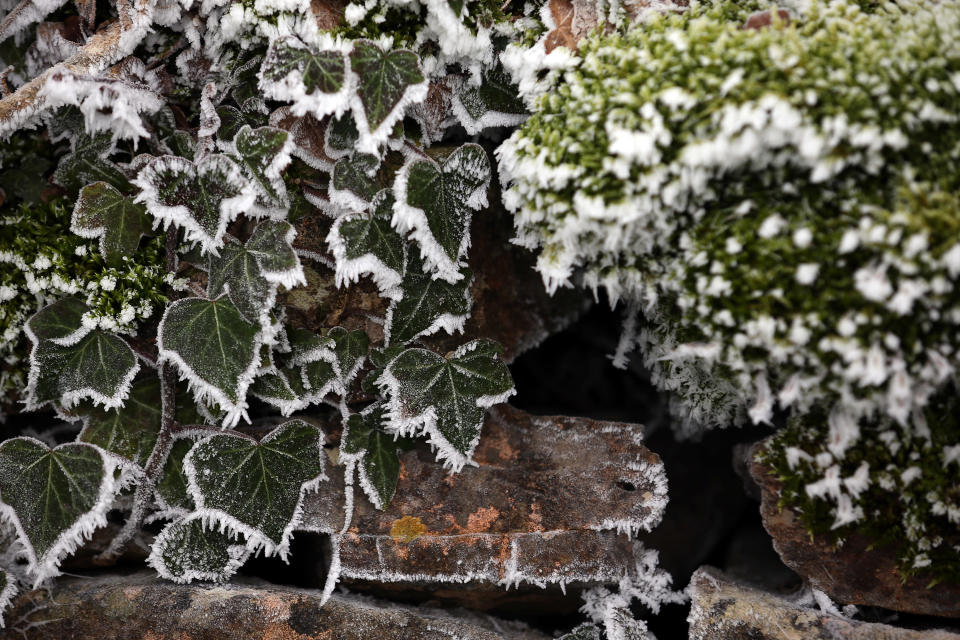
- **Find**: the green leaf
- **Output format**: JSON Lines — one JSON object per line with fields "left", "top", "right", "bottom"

{"left": 156, "top": 432, "right": 206, "bottom": 515}
{"left": 52, "top": 132, "right": 130, "bottom": 194}
{"left": 0, "top": 438, "right": 119, "bottom": 585}
{"left": 250, "top": 368, "right": 307, "bottom": 416}
{"left": 386, "top": 248, "right": 472, "bottom": 346}
{"left": 286, "top": 327, "right": 336, "bottom": 366}
{"left": 349, "top": 40, "right": 427, "bottom": 152}
{"left": 71, "top": 182, "right": 154, "bottom": 265}
{"left": 327, "top": 189, "right": 405, "bottom": 293}
{"left": 183, "top": 419, "right": 326, "bottom": 556}
{"left": 163, "top": 130, "right": 196, "bottom": 159}
{"left": 381, "top": 339, "right": 514, "bottom": 471}
{"left": 394, "top": 143, "right": 490, "bottom": 282}
{"left": 329, "top": 326, "right": 369, "bottom": 387}
{"left": 24, "top": 298, "right": 89, "bottom": 345}
{"left": 452, "top": 66, "right": 528, "bottom": 135}
{"left": 229, "top": 125, "right": 292, "bottom": 219}
{"left": 558, "top": 624, "right": 602, "bottom": 640}
{"left": 330, "top": 152, "right": 382, "bottom": 210}
{"left": 325, "top": 114, "right": 359, "bottom": 158}
{"left": 207, "top": 220, "right": 305, "bottom": 322}
{"left": 299, "top": 359, "right": 339, "bottom": 403}
{"left": 133, "top": 154, "right": 254, "bottom": 255}
{"left": 26, "top": 329, "right": 139, "bottom": 411}
{"left": 341, "top": 405, "right": 400, "bottom": 509}
{"left": 158, "top": 296, "right": 263, "bottom": 427}
{"left": 78, "top": 375, "right": 203, "bottom": 467}
{"left": 148, "top": 514, "right": 251, "bottom": 584}
{"left": 260, "top": 36, "right": 349, "bottom": 117}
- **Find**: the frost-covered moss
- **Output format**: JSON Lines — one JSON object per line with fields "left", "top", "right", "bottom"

{"left": 499, "top": 0, "right": 960, "bottom": 435}
{"left": 0, "top": 199, "right": 168, "bottom": 407}
{"left": 760, "top": 402, "right": 960, "bottom": 584}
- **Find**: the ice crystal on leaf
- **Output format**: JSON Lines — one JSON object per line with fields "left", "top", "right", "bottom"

{"left": 380, "top": 339, "right": 515, "bottom": 471}
{"left": 71, "top": 182, "right": 154, "bottom": 266}
{"left": 182, "top": 419, "right": 326, "bottom": 558}
{"left": 158, "top": 296, "right": 264, "bottom": 427}
{"left": 148, "top": 513, "right": 252, "bottom": 583}
{"left": 393, "top": 143, "right": 490, "bottom": 282}
{"left": 0, "top": 438, "right": 120, "bottom": 586}
{"left": 133, "top": 154, "right": 255, "bottom": 255}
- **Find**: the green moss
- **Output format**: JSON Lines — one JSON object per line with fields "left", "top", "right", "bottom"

{"left": 760, "top": 404, "right": 960, "bottom": 585}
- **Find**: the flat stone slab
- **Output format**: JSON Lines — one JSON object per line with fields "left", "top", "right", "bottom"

{"left": 688, "top": 566, "right": 960, "bottom": 640}
{"left": 301, "top": 406, "right": 667, "bottom": 603}
{"left": 750, "top": 443, "right": 960, "bottom": 618}
{"left": 1, "top": 571, "right": 549, "bottom": 640}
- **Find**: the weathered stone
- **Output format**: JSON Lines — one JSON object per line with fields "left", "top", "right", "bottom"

{"left": 299, "top": 406, "right": 667, "bottom": 611}
{"left": 0, "top": 571, "right": 549, "bottom": 640}
{"left": 750, "top": 445, "right": 960, "bottom": 618}
{"left": 286, "top": 189, "right": 588, "bottom": 364}
{"left": 688, "top": 566, "right": 960, "bottom": 640}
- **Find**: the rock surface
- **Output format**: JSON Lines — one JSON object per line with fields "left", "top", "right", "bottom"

{"left": 300, "top": 405, "right": 667, "bottom": 611}
{"left": 750, "top": 446, "right": 960, "bottom": 618}
{"left": 1, "top": 571, "right": 550, "bottom": 640}
{"left": 688, "top": 566, "right": 960, "bottom": 640}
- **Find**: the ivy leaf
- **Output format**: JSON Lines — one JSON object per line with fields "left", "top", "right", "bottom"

{"left": 78, "top": 375, "right": 203, "bottom": 467}
{"left": 329, "top": 152, "right": 382, "bottom": 211}
{"left": 287, "top": 327, "right": 336, "bottom": 366}
{"left": 133, "top": 154, "right": 255, "bottom": 255}
{"left": 558, "top": 624, "right": 602, "bottom": 640}
{"left": 227, "top": 125, "right": 292, "bottom": 219}
{"left": 393, "top": 143, "right": 490, "bottom": 283}
{"left": 299, "top": 359, "right": 339, "bottom": 403}
{"left": 156, "top": 431, "right": 207, "bottom": 516}
{"left": 380, "top": 339, "right": 514, "bottom": 471}
{"left": 207, "top": 221, "right": 304, "bottom": 322}
{"left": 259, "top": 36, "right": 350, "bottom": 118}
{"left": 330, "top": 326, "right": 369, "bottom": 387}
{"left": 250, "top": 368, "right": 308, "bottom": 416}
{"left": 71, "top": 182, "right": 154, "bottom": 265}
{"left": 0, "top": 438, "right": 120, "bottom": 586}
{"left": 148, "top": 514, "right": 251, "bottom": 584}
{"left": 325, "top": 113, "right": 359, "bottom": 159}
{"left": 341, "top": 405, "right": 400, "bottom": 510}
{"left": 25, "top": 302, "right": 139, "bottom": 411}
{"left": 386, "top": 248, "right": 472, "bottom": 346}
{"left": 327, "top": 189, "right": 405, "bottom": 294}
{"left": 158, "top": 296, "right": 263, "bottom": 428}
{"left": 349, "top": 40, "right": 428, "bottom": 153}
{"left": 183, "top": 419, "right": 326, "bottom": 556}
{"left": 451, "top": 66, "right": 528, "bottom": 135}
{"left": 52, "top": 132, "right": 130, "bottom": 194}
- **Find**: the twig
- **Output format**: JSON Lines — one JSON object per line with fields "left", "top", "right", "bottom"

{"left": 95, "top": 226, "right": 179, "bottom": 563}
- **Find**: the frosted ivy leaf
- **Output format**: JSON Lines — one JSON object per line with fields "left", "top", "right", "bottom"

{"left": 287, "top": 327, "right": 337, "bottom": 366}
{"left": 451, "top": 66, "right": 528, "bottom": 135}
{"left": 157, "top": 296, "right": 263, "bottom": 428}
{"left": 78, "top": 375, "right": 203, "bottom": 467}
{"left": 71, "top": 181, "right": 153, "bottom": 265}
{"left": 250, "top": 368, "right": 309, "bottom": 416}
{"left": 25, "top": 300, "right": 139, "bottom": 411}
{"left": 207, "top": 221, "right": 305, "bottom": 322}
{"left": 259, "top": 36, "right": 350, "bottom": 119}
{"left": 341, "top": 404, "right": 401, "bottom": 510}
{"left": 327, "top": 189, "right": 405, "bottom": 294}
{"left": 52, "top": 132, "right": 130, "bottom": 193}
{"left": 380, "top": 339, "right": 514, "bottom": 471}
{"left": 220, "top": 51, "right": 267, "bottom": 115}
{"left": 156, "top": 432, "right": 207, "bottom": 516}
{"left": 329, "top": 152, "right": 383, "bottom": 211}
{"left": 148, "top": 514, "right": 251, "bottom": 584}
{"left": 330, "top": 326, "right": 370, "bottom": 387}
{"left": 0, "top": 569, "right": 17, "bottom": 628}
{"left": 163, "top": 130, "right": 196, "bottom": 159}
{"left": 217, "top": 106, "right": 253, "bottom": 143}
{"left": 0, "top": 438, "right": 120, "bottom": 586}
{"left": 183, "top": 419, "right": 326, "bottom": 557}
{"left": 348, "top": 40, "right": 428, "bottom": 153}
{"left": 299, "top": 359, "right": 340, "bottom": 404}
{"left": 558, "top": 624, "right": 601, "bottom": 640}
{"left": 133, "top": 154, "right": 255, "bottom": 255}
{"left": 386, "top": 248, "right": 472, "bottom": 346}
{"left": 393, "top": 143, "right": 490, "bottom": 282}
{"left": 325, "top": 113, "right": 359, "bottom": 160}
{"left": 227, "top": 125, "right": 293, "bottom": 219}
{"left": 45, "top": 106, "right": 84, "bottom": 144}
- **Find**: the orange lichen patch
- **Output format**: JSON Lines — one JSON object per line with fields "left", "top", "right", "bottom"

{"left": 390, "top": 516, "right": 428, "bottom": 543}
{"left": 466, "top": 506, "right": 500, "bottom": 533}
{"left": 528, "top": 503, "right": 544, "bottom": 532}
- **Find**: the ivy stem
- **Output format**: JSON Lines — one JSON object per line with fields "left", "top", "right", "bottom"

{"left": 95, "top": 226, "right": 180, "bottom": 564}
